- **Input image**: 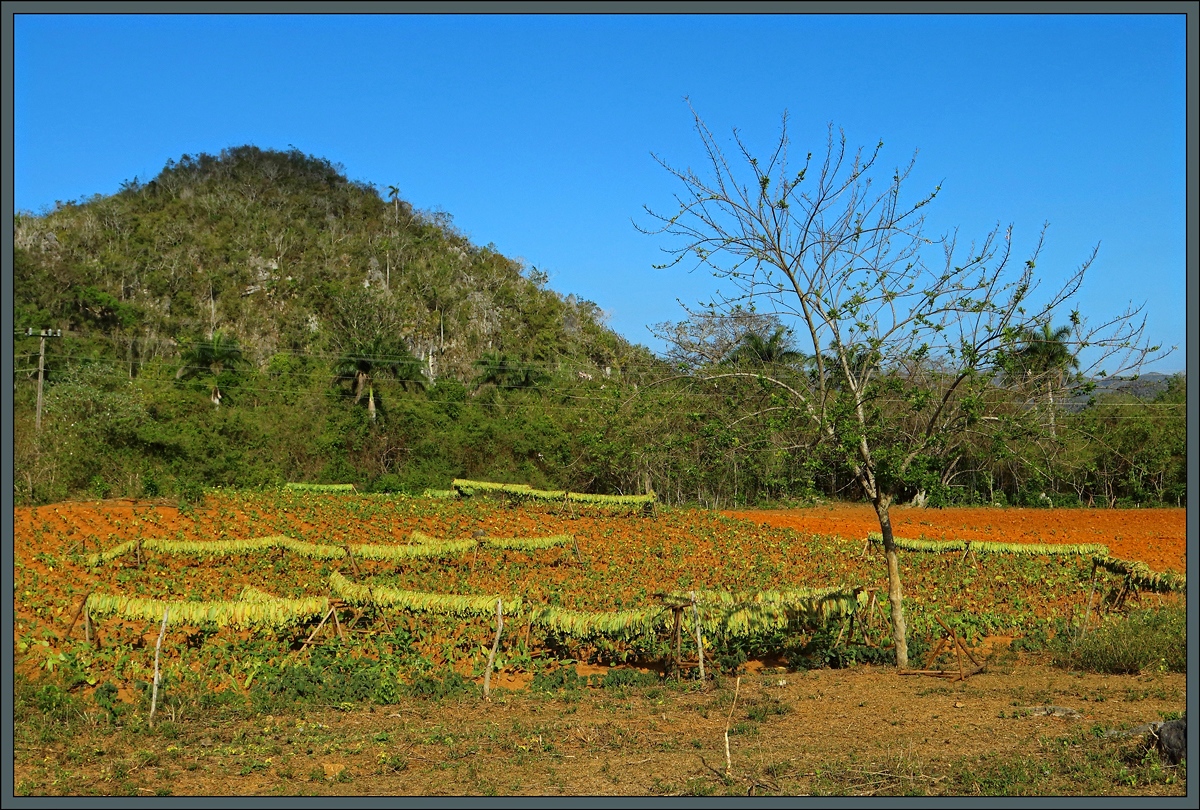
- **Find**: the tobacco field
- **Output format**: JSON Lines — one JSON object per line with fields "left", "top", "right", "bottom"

{"left": 14, "top": 489, "right": 1186, "bottom": 698}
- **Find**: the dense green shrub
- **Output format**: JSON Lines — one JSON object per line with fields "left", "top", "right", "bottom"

{"left": 531, "top": 666, "right": 588, "bottom": 693}
{"left": 402, "top": 668, "right": 478, "bottom": 701}
{"left": 1053, "top": 606, "right": 1186, "bottom": 674}
{"left": 593, "top": 667, "right": 661, "bottom": 689}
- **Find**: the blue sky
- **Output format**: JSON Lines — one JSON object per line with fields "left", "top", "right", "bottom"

{"left": 13, "top": 12, "right": 1188, "bottom": 374}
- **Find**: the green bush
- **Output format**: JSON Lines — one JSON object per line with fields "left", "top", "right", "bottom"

{"left": 34, "top": 683, "right": 77, "bottom": 722}
{"left": 593, "top": 667, "right": 661, "bottom": 689}
{"left": 781, "top": 623, "right": 924, "bottom": 670}
{"left": 402, "top": 668, "right": 477, "bottom": 701}
{"left": 532, "top": 666, "right": 587, "bottom": 693}
{"left": 247, "top": 644, "right": 417, "bottom": 710}
{"left": 1053, "top": 606, "right": 1186, "bottom": 674}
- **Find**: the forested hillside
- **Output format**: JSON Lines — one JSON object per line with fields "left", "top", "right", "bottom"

{"left": 11, "top": 146, "right": 1186, "bottom": 508}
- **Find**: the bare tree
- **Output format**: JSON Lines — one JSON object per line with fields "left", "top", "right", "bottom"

{"left": 650, "top": 305, "right": 792, "bottom": 370}
{"left": 640, "top": 102, "right": 1167, "bottom": 668}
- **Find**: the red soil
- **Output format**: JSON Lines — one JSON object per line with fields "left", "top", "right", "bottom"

{"left": 725, "top": 503, "right": 1187, "bottom": 574}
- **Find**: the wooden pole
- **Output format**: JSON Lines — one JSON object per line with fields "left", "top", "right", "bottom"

{"left": 300, "top": 608, "right": 334, "bottom": 651}
{"left": 671, "top": 608, "right": 683, "bottom": 675}
{"left": 724, "top": 675, "right": 741, "bottom": 776}
{"left": 36, "top": 333, "right": 45, "bottom": 432}
{"left": 149, "top": 607, "right": 169, "bottom": 728}
{"left": 1081, "top": 566, "right": 1099, "bottom": 640}
{"left": 691, "top": 591, "right": 704, "bottom": 683}
{"left": 343, "top": 546, "right": 360, "bottom": 577}
{"left": 923, "top": 637, "right": 949, "bottom": 671}
{"left": 25, "top": 329, "right": 62, "bottom": 434}
{"left": 834, "top": 618, "right": 848, "bottom": 648}
{"left": 484, "top": 599, "right": 504, "bottom": 700}
{"left": 64, "top": 591, "right": 93, "bottom": 641}
{"left": 934, "top": 615, "right": 983, "bottom": 674}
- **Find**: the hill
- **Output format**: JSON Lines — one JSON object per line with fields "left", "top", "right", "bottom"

{"left": 13, "top": 145, "right": 648, "bottom": 381}
{"left": 13, "top": 146, "right": 680, "bottom": 504}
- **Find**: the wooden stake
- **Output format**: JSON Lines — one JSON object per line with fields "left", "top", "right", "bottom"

{"left": 65, "top": 591, "right": 93, "bottom": 641}
{"left": 149, "top": 607, "right": 169, "bottom": 728}
{"left": 343, "top": 546, "right": 361, "bottom": 577}
{"left": 483, "top": 599, "right": 504, "bottom": 701}
{"left": 724, "top": 675, "right": 741, "bottom": 777}
{"left": 953, "top": 633, "right": 982, "bottom": 669}
{"left": 1080, "top": 567, "right": 1098, "bottom": 640}
{"left": 860, "top": 590, "right": 879, "bottom": 646}
{"left": 671, "top": 608, "right": 683, "bottom": 675}
{"left": 300, "top": 608, "right": 334, "bottom": 651}
{"left": 331, "top": 606, "right": 345, "bottom": 641}
{"left": 932, "top": 616, "right": 983, "bottom": 679}
{"left": 898, "top": 667, "right": 983, "bottom": 679}
{"left": 923, "top": 637, "right": 949, "bottom": 671}
{"left": 691, "top": 592, "right": 704, "bottom": 683}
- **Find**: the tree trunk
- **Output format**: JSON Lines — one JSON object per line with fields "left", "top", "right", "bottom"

{"left": 368, "top": 385, "right": 377, "bottom": 420}
{"left": 871, "top": 495, "right": 909, "bottom": 669}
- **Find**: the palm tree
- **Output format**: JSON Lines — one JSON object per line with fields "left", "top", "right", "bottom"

{"left": 1012, "top": 323, "right": 1080, "bottom": 438}
{"left": 175, "top": 331, "right": 244, "bottom": 407}
{"left": 333, "top": 336, "right": 426, "bottom": 420}
{"left": 724, "top": 326, "right": 805, "bottom": 366}
{"left": 386, "top": 184, "right": 401, "bottom": 224}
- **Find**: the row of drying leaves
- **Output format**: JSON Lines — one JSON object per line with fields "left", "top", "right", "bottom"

{"left": 866, "top": 533, "right": 1186, "bottom": 592}
{"left": 450, "top": 478, "right": 657, "bottom": 506}
{"left": 83, "top": 565, "right": 865, "bottom": 639}
{"left": 283, "top": 483, "right": 358, "bottom": 492}
{"left": 280, "top": 477, "right": 657, "bottom": 504}
{"left": 82, "top": 516, "right": 1180, "bottom": 638}
{"left": 85, "top": 532, "right": 572, "bottom": 565}
{"left": 282, "top": 479, "right": 658, "bottom": 506}
{"left": 81, "top": 513, "right": 861, "bottom": 637}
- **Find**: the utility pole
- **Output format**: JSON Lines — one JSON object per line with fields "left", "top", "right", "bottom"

{"left": 26, "top": 328, "right": 62, "bottom": 432}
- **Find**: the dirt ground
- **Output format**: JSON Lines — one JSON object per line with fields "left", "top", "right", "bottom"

{"left": 12, "top": 659, "right": 1187, "bottom": 797}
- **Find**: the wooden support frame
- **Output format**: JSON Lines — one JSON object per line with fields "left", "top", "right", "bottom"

{"left": 899, "top": 614, "right": 985, "bottom": 682}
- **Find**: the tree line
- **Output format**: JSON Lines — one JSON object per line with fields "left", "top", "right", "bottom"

{"left": 12, "top": 319, "right": 1183, "bottom": 512}
{"left": 12, "top": 140, "right": 1182, "bottom": 518}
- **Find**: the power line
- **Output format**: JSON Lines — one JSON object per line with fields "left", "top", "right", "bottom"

{"left": 21, "top": 358, "right": 1186, "bottom": 413}
{"left": 16, "top": 374, "right": 1184, "bottom": 428}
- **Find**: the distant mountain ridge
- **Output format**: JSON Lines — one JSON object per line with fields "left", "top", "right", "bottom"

{"left": 1064, "top": 371, "right": 1182, "bottom": 411}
